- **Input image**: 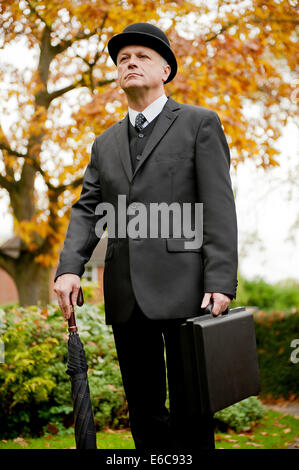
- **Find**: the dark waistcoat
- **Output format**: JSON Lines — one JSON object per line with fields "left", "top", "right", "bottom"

{"left": 128, "top": 115, "right": 159, "bottom": 171}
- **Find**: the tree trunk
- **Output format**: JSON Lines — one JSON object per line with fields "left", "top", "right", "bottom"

{"left": 14, "top": 256, "right": 52, "bottom": 306}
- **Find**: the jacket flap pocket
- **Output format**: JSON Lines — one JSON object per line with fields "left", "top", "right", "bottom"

{"left": 166, "top": 238, "right": 202, "bottom": 252}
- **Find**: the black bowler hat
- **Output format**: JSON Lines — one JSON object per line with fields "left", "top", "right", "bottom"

{"left": 108, "top": 22, "right": 177, "bottom": 84}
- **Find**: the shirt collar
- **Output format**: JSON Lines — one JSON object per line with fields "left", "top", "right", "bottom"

{"left": 128, "top": 94, "right": 168, "bottom": 127}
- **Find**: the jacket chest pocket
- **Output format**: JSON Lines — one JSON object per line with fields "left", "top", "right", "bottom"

{"left": 155, "top": 151, "right": 194, "bottom": 162}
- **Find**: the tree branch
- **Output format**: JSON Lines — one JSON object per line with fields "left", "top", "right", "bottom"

{"left": 0, "top": 141, "right": 50, "bottom": 184}
{"left": 0, "top": 142, "right": 27, "bottom": 160}
{"left": 0, "top": 251, "right": 17, "bottom": 278}
{"left": 51, "top": 176, "right": 84, "bottom": 195}
{"left": 0, "top": 174, "right": 15, "bottom": 192}
{"left": 95, "top": 78, "right": 115, "bottom": 87}
{"left": 54, "top": 12, "right": 109, "bottom": 57}
{"left": 33, "top": 11, "right": 110, "bottom": 104}
{"left": 205, "top": 14, "right": 298, "bottom": 44}
{"left": 53, "top": 19, "right": 108, "bottom": 54}
{"left": 36, "top": 75, "right": 115, "bottom": 108}
{"left": 36, "top": 82, "right": 82, "bottom": 107}
{"left": 1, "top": 140, "right": 86, "bottom": 194}
{"left": 0, "top": 140, "right": 19, "bottom": 190}
{"left": 206, "top": 20, "right": 239, "bottom": 42}
{"left": 0, "top": 142, "right": 40, "bottom": 171}
{"left": 48, "top": 83, "right": 80, "bottom": 102}
{"left": 25, "top": 0, "right": 52, "bottom": 30}
{"left": 252, "top": 15, "right": 299, "bottom": 25}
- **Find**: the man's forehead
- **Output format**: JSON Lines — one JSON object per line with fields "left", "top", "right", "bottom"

{"left": 117, "top": 44, "right": 155, "bottom": 56}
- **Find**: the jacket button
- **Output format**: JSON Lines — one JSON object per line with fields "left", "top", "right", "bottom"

{"left": 138, "top": 133, "right": 144, "bottom": 138}
{"left": 136, "top": 154, "right": 142, "bottom": 161}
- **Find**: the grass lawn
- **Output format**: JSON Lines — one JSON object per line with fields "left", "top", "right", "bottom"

{"left": 0, "top": 429, "right": 135, "bottom": 450}
{"left": 0, "top": 410, "right": 298, "bottom": 450}
{"left": 215, "top": 410, "right": 299, "bottom": 449}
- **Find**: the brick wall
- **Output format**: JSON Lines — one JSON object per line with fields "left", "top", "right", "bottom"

{"left": 0, "top": 269, "right": 18, "bottom": 304}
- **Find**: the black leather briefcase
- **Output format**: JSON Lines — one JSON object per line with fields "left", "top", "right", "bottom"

{"left": 180, "top": 305, "right": 261, "bottom": 415}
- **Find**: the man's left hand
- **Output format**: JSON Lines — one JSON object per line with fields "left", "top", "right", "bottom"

{"left": 201, "top": 292, "right": 231, "bottom": 316}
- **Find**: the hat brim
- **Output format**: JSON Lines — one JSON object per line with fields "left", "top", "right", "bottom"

{"left": 108, "top": 31, "right": 177, "bottom": 84}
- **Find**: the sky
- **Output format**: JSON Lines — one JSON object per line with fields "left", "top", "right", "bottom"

{"left": 0, "top": 33, "right": 298, "bottom": 286}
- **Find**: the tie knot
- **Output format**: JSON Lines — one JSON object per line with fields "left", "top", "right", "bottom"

{"left": 135, "top": 113, "right": 146, "bottom": 132}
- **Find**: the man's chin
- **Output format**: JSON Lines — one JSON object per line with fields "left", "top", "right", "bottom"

{"left": 123, "top": 80, "right": 145, "bottom": 91}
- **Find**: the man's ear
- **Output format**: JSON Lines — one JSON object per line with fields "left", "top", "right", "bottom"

{"left": 163, "top": 65, "right": 171, "bottom": 83}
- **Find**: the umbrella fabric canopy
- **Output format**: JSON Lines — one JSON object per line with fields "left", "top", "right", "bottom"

{"left": 66, "top": 288, "right": 97, "bottom": 449}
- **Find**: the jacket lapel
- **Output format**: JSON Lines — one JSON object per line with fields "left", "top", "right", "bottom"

{"left": 115, "top": 114, "right": 133, "bottom": 182}
{"left": 133, "top": 97, "right": 180, "bottom": 178}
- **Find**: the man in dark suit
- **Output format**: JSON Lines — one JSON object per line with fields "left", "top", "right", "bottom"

{"left": 54, "top": 22, "right": 238, "bottom": 451}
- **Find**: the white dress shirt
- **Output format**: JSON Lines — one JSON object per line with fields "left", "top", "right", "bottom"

{"left": 128, "top": 94, "right": 168, "bottom": 129}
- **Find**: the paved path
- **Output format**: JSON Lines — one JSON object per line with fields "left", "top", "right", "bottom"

{"left": 263, "top": 402, "right": 299, "bottom": 418}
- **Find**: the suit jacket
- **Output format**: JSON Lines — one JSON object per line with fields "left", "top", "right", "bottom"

{"left": 55, "top": 97, "right": 238, "bottom": 324}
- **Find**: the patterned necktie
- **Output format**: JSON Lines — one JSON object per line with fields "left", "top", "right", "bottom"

{"left": 135, "top": 113, "right": 147, "bottom": 132}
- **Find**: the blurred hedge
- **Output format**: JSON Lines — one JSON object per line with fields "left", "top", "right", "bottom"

{"left": 214, "top": 396, "right": 266, "bottom": 432}
{"left": 254, "top": 309, "right": 299, "bottom": 399}
{"left": 230, "top": 275, "right": 299, "bottom": 312}
{"left": 232, "top": 274, "right": 299, "bottom": 399}
{"left": 0, "top": 303, "right": 128, "bottom": 439}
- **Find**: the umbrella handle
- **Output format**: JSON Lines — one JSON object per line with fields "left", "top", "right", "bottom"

{"left": 68, "top": 305, "right": 77, "bottom": 333}
{"left": 68, "top": 292, "right": 78, "bottom": 333}
{"left": 68, "top": 287, "right": 84, "bottom": 333}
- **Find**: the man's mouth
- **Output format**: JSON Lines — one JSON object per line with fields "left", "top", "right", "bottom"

{"left": 125, "top": 73, "right": 142, "bottom": 79}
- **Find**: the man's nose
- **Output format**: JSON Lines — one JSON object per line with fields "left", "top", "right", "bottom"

{"left": 127, "top": 55, "right": 138, "bottom": 67}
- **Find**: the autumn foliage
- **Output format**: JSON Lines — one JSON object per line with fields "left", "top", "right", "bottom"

{"left": 0, "top": 0, "right": 297, "bottom": 304}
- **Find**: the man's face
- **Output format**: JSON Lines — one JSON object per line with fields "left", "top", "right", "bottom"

{"left": 116, "top": 45, "right": 170, "bottom": 92}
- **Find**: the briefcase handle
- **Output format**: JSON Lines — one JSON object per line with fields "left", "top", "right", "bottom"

{"left": 203, "top": 298, "right": 229, "bottom": 317}
{"left": 203, "top": 299, "right": 246, "bottom": 317}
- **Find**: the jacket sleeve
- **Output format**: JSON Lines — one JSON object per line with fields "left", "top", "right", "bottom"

{"left": 54, "top": 140, "right": 104, "bottom": 282}
{"left": 195, "top": 111, "right": 238, "bottom": 298}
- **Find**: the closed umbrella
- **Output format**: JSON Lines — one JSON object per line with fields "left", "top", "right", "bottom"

{"left": 66, "top": 287, "right": 97, "bottom": 449}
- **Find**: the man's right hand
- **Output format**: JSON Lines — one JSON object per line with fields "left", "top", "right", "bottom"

{"left": 54, "top": 273, "right": 81, "bottom": 320}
